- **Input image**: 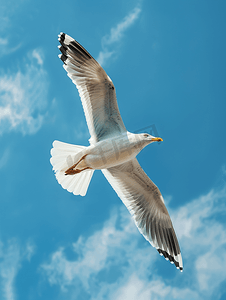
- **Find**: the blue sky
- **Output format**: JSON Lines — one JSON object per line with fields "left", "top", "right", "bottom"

{"left": 0, "top": 0, "right": 226, "bottom": 299}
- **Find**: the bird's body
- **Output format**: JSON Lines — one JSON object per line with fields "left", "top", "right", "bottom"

{"left": 65, "top": 132, "right": 156, "bottom": 172}
{"left": 50, "top": 33, "right": 183, "bottom": 271}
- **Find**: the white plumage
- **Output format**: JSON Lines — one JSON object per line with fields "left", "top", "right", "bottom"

{"left": 50, "top": 33, "right": 183, "bottom": 271}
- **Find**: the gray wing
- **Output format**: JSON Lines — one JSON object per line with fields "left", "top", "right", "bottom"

{"left": 102, "top": 158, "right": 183, "bottom": 271}
{"left": 58, "top": 33, "right": 127, "bottom": 144}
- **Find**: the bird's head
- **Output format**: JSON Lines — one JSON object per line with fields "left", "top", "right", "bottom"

{"left": 141, "top": 133, "right": 163, "bottom": 143}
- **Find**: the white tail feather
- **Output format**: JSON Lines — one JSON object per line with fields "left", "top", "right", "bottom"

{"left": 50, "top": 140, "right": 94, "bottom": 196}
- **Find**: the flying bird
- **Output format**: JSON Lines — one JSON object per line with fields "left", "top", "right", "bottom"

{"left": 50, "top": 33, "right": 183, "bottom": 271}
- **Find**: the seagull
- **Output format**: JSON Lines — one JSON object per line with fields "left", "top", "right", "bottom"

{"left": 50, "top": 33, "right": 183, "bottom": 272}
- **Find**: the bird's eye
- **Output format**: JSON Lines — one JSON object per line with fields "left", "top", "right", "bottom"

{"left": 143, "top": 133, "right": 149, "bottom": 137}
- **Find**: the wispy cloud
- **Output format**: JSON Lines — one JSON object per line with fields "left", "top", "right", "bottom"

{"left": 0, "top": 148, "right": 10, "bottom": 169}
{"left": 171, "top": 188, "right": 226, "bottom": 295}
{"left": 0, "top": 38, "right": 8, "bottom": 46}
{"left": 41, "top": 208, "right": 152, "bottom": 293}
{"left": 97, "top": 6, "right": 141, "bottom": 66}
{"left": 0, "top": 239, "right": 35, "bottom": 300}
{"left": 31, "top": 49, "right": 44, "bottom": 66}
{"left": 0, "top": 49, "right": 48, "bottom": 135}
{"left": 0, "top": 1, "right": 24, "bottom": 57}
{"left": 41, "top": 186, "right": 226, "bottom": 300}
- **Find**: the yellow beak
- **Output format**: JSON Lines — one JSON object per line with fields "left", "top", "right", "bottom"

{"left": 151, "top": 137, "right": 163, "bottom": 142}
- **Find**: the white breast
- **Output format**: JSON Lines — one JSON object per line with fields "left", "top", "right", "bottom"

{"left": 85, "top": 133, "right": 143, "bottom": 170}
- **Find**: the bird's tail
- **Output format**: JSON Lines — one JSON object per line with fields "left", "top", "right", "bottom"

{"left": 50, "top": 140, "right": 94, "bottom": 196}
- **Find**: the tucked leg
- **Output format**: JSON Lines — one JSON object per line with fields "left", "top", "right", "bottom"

{"left": 65, "top": 154, "right": 91, "bottom": 175}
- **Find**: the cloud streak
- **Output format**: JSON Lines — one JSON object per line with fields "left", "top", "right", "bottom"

{"left": 0, "top": 1, "right": 24, "bottom": 57}
{"left": 41, "top": 208, "right": 152, "bottom": 293}
{"left": 0, "top": 240, "right": 35, "bottom": 300}
{"left": 171, "top": 188, "right": 226, "bottom": 296}
{"left": 97, "top": 6, "right": 141, "bottom": 66}
{"left": 0, "top": 49, "right": 48, "bottom": 135}
{"left": 0, "top": 148, "right": 10, "bottom": 169}
{"left": 41, "top": 185, "right": 226, "bottom": 300}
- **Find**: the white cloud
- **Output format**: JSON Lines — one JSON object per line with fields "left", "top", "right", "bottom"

{"left": 0, "top": 49, "right": 48, "bottom": 135}
{"left": 31, "top": 49, "right": 43, "bottom": 66}
{"left": 41, "top": 209, "right": 151, "bottom": 292}
{"left": 0, "top": 239, "right": 35, "bottom": 300}
{"left": 112, "top": 275, "right": 200, "bottom": 300}
{"left": 41, "top": 187, "right": 226, "bottom": 300}
{"left": 97, "top": 6, "right": 141, "bottom": 66}
{"left": 171, "top": 188, "right": 226, "bottom": 296}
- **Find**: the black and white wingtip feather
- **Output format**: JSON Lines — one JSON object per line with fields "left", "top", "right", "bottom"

{"left": 158, "top": 249, "right": 183, "bottom": 272}
{"left": 58, "top": 32, "right": 92, "bottom": 65}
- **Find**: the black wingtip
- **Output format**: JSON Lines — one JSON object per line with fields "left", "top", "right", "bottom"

{"left": 157, "top": 249, "right": 183, "bottom": 271}
{"left": 58, "top": 32, "right": 65, "bottom": 44}
{"left": 58, "top": 33, "right": 92, "bottom": 60}
{"left": 58, "top": 33, "right": 67, "bottom": 64}
{"left": 58, "top": 45, "right": 67, "bottom": 56}
{"left": 58, "top": 53, "right": 67, "bottom": 64}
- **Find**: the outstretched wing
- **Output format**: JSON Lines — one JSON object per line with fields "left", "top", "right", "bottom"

{"left": 102, "top": 158, "right": 183, "bottom": 271}
{"left": 58, "top": 33, "right": 127, "bottom": 144}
